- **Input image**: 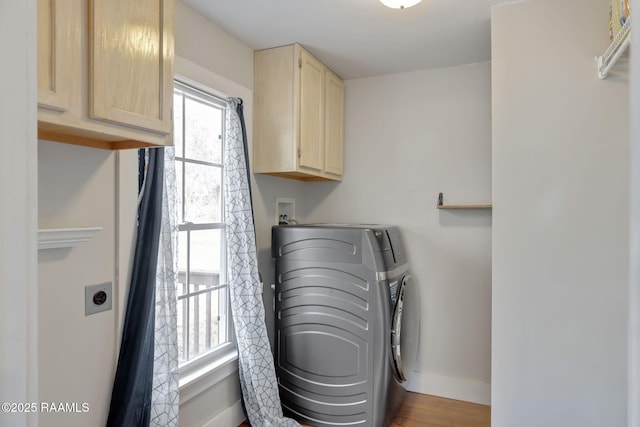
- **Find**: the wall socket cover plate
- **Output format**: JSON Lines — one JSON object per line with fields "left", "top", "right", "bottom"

{"left": 85, "top": 282, "right": 112, "bottom": 316}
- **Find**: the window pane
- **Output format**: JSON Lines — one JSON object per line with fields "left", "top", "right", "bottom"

{"left": 173, "top": 93, "right": 184, "bottom": 157}
{"left": 217, "top": 286, "right": 229, "bottom": 344}
{"left": 175, "top": 161, "right": 184, "bottom": 223}
{"left": 174, "top": 81, "right": 231, "bottom": 368}
{"left": 177, "top": 296, "right": 187, "bottom": 363}
{"left": 177, "top": 230, "right": 188, "bottom": 298}
{"left": 189, "top": 229, "right": 222, "bottom": 293}
{"left": 185, "top": 97, "right": 222, "bottom": 164}
{"left": 184, "top": 163, "right": 222, "bottom": 223}
{"left": 177, "top": 229, "right": 222, "bottom": 295}
{"left": 188, "top": 294, "right": 200, "bottom": 357}
{"left": 187, "top": 290, "right": 224, "bottom": 359}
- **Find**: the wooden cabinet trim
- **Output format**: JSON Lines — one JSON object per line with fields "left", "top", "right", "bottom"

{"left": 297, "top": 48, "right": 325, "bottom": 172}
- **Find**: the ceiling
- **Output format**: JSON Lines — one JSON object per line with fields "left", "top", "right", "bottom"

{"left": 180, "top": 0, "right": 506, "bottom": 80}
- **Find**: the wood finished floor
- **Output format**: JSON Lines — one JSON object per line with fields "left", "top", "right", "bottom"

{"left": 238, "top": 392, "right": 490, "bottom": 427}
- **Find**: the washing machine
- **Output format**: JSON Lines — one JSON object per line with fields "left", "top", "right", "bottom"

{"left": 272, "top": 224, "right": 419, "bottom": 427}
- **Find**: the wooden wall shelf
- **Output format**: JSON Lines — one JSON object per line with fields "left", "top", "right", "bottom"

{"left": 437, "top": 193, "right": 492, "bottom": 210}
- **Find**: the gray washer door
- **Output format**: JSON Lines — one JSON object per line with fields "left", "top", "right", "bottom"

{"left": 391, "top": 275, "right": 410, "bottom": 382}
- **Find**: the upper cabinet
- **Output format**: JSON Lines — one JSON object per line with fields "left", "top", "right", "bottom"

{"left": 254, "top": 44, "right": 344, "bottom": 181}
{"left": 37, "top": 0, "right": 174, "bottom": 149}
{"left": 37, "top": 0, "right": 72, "bottom": 113}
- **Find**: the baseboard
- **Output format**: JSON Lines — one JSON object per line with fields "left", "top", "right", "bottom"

{"left": 405, "top": 371, "right": 491, "bottom": 406}
{"left": 201, "top": 400, "right": 245, "bottom": 427}
{"left": 197, "top": 374, "right": 489, "bottom": 426}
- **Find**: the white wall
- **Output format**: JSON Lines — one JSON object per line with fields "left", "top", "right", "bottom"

{"left": 175, "top": 1, "right": 254, "bottom": 91}
{"left": 0, "top": 1, "right": 39, "bottom": 426}
{"left": 630, "top": 2, "right": 640, "bottom": 426}
{"left": 38, "top": 142, "right": 120, "bottom": 426}
{"left": 35, "top": 143, "right": 138, "bottom": 427}
{"left": 492, "top": 0, "right": 629, "bottom": 426}
{"left": 303, "top": 62, "right": 493, "bottom": 404}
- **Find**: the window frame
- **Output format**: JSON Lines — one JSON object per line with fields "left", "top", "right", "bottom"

{"left": 173, "top": 79, "right": 237, "bottom": 385}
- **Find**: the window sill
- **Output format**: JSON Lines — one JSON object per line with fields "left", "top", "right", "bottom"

{"left": 179, "top": 349, "right": 239, "bottom": 404}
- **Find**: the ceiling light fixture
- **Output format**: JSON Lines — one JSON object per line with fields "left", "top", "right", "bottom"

{"left": 379, "top": 0, "right": 422, "bottom": 9}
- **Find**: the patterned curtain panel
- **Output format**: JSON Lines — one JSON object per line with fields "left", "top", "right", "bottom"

{"left": 151, "top": 147, "right": 179, "bottom": 426}
{"left": 224, "top": 98, "right": 299, "bottom": 427}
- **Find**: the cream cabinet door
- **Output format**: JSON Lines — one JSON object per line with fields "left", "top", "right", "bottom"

{"left": 324, "top": 70, "right": 344, "bottom": 177}
{"left": 89, "top": 0, "right": 173, "bottom": 135}
{"left": 37, "top": 0, "right": 72, "bottom": 111}
{"left": 298, "top": 49, "right": 324, "bottom": 172}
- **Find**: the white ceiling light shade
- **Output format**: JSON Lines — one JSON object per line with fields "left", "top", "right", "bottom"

{"left": 379, "top": 0, "right": 422, "bottom": 9}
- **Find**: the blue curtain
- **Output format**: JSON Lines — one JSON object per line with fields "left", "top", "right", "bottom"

{"left": 106, "top": 148, "right": 165, "bottom": 427}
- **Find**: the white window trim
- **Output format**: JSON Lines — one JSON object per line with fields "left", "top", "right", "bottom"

{"left": 179, "top": 348, "right": 239, "bottom": 404}
{"left": 174, "top": 55, "right": 253, "bottom": 400}
{"left": 174, "top": 73, "right": 243, "bottom": 394}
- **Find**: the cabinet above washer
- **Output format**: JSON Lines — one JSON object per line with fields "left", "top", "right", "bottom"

{"left": 254, "top": 44, "right": 344, "bottom": 181}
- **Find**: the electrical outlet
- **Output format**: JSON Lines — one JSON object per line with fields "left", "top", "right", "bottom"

{"left": 85, "top": 282, "right": 112, "bottom": 316}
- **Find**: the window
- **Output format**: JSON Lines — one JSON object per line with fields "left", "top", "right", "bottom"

{"left": 173, "top": 80, "right": 234, "bottom": 370}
